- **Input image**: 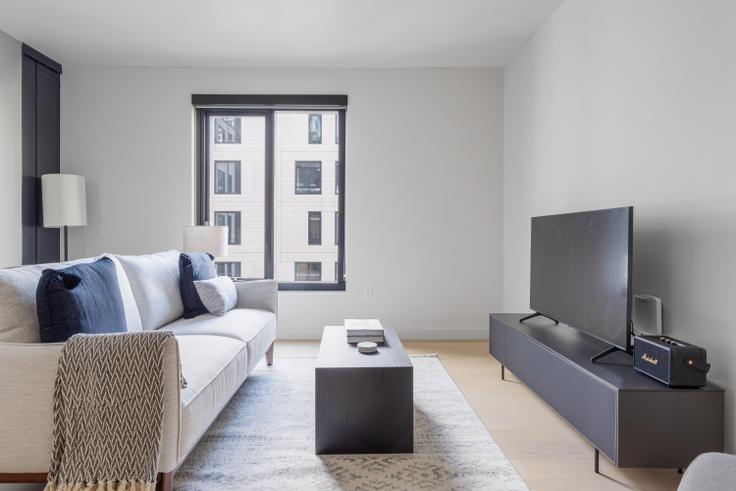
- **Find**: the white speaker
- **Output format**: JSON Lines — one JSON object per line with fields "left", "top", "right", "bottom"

{"left": 633, "top": 294, "right": 663, "bottom": 336}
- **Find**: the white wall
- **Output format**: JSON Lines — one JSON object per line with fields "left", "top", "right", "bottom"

{"left": 0, "top": 30, "right": 21, "bottom": 267}
{"left": 504, "top": 0, "right": 736, "bottom": 451}
{"left": 61, "top": 67, "right": 503, "bottom": 340}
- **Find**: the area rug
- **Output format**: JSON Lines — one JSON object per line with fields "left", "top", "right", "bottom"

{"left": 176, "top": 356, "right": 528, "bottom": 490}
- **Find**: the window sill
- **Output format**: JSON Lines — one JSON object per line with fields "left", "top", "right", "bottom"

{"left": 278, "top": 282, "right": 346, "bottom": 292}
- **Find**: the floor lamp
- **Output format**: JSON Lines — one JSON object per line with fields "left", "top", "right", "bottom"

{"left": 42, "top": 174, "right": 87, "bottom": 261}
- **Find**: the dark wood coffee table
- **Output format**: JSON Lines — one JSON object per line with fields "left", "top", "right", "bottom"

{"left": 315, "top": 325, "right": 413, "bottom": 454}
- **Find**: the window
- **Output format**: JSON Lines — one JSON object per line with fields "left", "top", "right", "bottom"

{"left": 335, "top": 161, "right": 340, "bottom": 194}
{"left": 295, "top": 161, "right": 322, "bottom": 194}
{"left": 214, "top": 211, "right": 241, "bottom": 245}
{"left": 308, "top": 114, "right": 322, "bottom": 144}
{"left": 295, "top": 262, "right": 321, "bottom": 281}
{"left": 195, "top": 95, "right": 346, "bottom": 291}
{"left": 214, "top": 117, "right": 241, "bottom": 144}
{"left": 334, "top": 211, "right": 339, "bottom": 245}
{"left": 216, "top": 262, "right": 241, "bottom": 277}
{"left": 308, "top": 211, "right": 321, "bottom": 245}
{"left": 214, "top": 161, "right": 241, "bottom": 194}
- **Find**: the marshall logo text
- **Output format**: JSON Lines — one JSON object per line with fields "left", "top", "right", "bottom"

{"left": 641, "top": 353, "right": 658, "bottom": 366}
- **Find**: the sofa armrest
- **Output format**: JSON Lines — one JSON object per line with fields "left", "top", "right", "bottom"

{"left": 234, "top": 279, "right": 278, "bottom": 317}
{"left": 0, "top": 338, "right": 182, "bottom": 474}
{"left": 0, "top": 341, "right": 63, "bottom": 473}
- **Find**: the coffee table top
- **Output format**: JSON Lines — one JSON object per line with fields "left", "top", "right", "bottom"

{"left": 316, "top": 326, "right": 412, "bottom": 369}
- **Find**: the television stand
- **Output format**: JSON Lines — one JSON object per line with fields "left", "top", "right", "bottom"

{"left": 519, "top": 311, "right": 558, "bottom": 324}
{"left": 590, "top": 345, "right": 629, "bottom": 364}
{"left": 490, "top": 313, "right": 724, "bottom": 471}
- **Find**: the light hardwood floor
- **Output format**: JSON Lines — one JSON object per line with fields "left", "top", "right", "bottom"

{"left": 276, "top": 339, "right": 683, "bottom": 491}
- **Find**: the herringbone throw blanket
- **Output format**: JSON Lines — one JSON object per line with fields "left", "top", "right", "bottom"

{"left": 46, "top": 330, "right": 177, "bottom": 491}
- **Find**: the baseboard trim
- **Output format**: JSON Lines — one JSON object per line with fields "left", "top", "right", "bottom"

{"left": 277, "top": 326, "right": 488, "bottom": 341}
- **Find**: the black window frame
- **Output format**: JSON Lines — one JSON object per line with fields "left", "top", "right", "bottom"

{"left": 308, "top": 211, "right": 321, "bottom": 245}
{"left": 295, "top": 261, "right": 321, "bottom": 282}
{"left": 295, "top": 160, "right": 322, "bottom": 195}
{"left": 214, "top": 210, "right": 242, "bottom": 245}
{"left": 194, "top": 94, "right": 347, "bottom": 291}
{"left": 214, "top": 160, "right": 241, "bottom": 195}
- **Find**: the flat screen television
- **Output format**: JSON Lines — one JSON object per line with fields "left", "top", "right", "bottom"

{"left": 529, "top": 207, "right": 633, "bottom": 354}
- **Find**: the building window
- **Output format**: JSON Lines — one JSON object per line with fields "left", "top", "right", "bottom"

{"left": 334, "top": 211, "right": 339, "bottom": 245}
{"left": 295, "top": 262, "right": 321, "bottom": 281}
{"left": 214, "top": 161, "right": 241, "bottom": 194}
{"left": 308, "top": 114, "right": 322, "bottom": 144}
{"left": 214, "top": 211, "right": 241, "bottom": 245}
{"left": 214, "top": 117, "right": 241, "bottom": 144}
{"left": 216, "top": 262, "right": 241, "bottom": 278}
{"left": 335, "top": 161, "right": 340, "bottom": 194}
{"left": 196, "top": 100, "right": 346, "bottom": 291}
{"left": 308, "top": 211, "right": 321, "bottom": 245}
{"left": 295, "top": 161, "right": 322, "bottom": 194}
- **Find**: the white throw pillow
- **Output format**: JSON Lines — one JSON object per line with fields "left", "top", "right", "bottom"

{"left": 194, "top": 276, "right": 237, "bottom": 316}
{"left": 115, "top": 250, "right": 183, "bottom": 330}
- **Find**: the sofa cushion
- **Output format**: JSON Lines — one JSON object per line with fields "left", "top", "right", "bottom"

{"left": 194, "top": 276, "right": 237, "bottom": 316}
{"left": 0, "top": 258, "right": 96, "bottom": 343}
{"left": 165, "top": 308, "right": 276, "bottom": 373}
{"left": 98, "top": 254, "right": 142, "bottom": 332}
{"left": 116, "top": 250, "right": 183, "bottom": 330}
{"left": 179, "top": 252, "right": 216, "bottom": 319}
{"left": 175, "top": 335, "right": 248, "bottom": 458}
{"left": 36, "top": 257, "right": 128, "bottom": 342}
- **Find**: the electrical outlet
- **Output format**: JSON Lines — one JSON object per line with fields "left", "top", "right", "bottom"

{"left": 363, "top": 285, "right": 374, "bottom": 299}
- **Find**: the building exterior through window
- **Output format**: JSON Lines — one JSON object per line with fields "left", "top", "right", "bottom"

{"left": 207, "top": 111, "right": 342, "bottom": 285}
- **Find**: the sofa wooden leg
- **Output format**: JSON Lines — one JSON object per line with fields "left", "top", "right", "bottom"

{"left": 266, "top": 342, "right": 274, "bottom": 366}
{"left": 157, "top": 471, "right": 174, "bottom": 491}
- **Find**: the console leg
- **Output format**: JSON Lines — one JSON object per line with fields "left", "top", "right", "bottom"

{"left": 677, "top": 468, "right": 683, "bottom": 474}
{"left": 501, "top": 364, "right": 505, "bottom": 381}
{"left": 594, "top": 448, "right": 600, "bottom": 474}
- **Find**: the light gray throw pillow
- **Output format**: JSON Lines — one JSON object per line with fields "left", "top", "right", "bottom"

{"left": 194, "top": 276, "right": 237, "bottom": 316}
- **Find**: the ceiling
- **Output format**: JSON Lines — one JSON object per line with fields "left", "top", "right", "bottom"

{"left": 0, "top": 0, "right": 562, "bottom": 68}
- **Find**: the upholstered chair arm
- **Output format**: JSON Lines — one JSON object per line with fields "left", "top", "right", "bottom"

{"left": 0, "top": 338, "right": 182, "bottom": 474}
{"left": 234, "top": 279, "right": 278, "bottom": 317}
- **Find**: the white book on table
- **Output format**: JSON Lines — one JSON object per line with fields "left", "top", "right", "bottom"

{"left": 347, "top": 335, "right": 385, "bottom": 344}
{"left": 344, "top": 319, "right": 384, "bottom": 337}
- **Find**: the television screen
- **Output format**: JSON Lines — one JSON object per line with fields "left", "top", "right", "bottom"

{"left": 530, "top": 207, "right": 633, "bottom": 351}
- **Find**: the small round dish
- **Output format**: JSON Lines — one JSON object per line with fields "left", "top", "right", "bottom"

{"left": 357, "top": 341, "right": 378, "bottom": 354}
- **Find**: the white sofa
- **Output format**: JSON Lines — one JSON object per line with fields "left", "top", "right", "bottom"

{"left": 0, "top": 250, "right": 277, "bottom": 489}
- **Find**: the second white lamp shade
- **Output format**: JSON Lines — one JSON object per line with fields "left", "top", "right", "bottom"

{"left": 183, "top": 226, "right": 228, "bottom": 257}
{"left": 41, "top": 174, "right": 87, "bottom": 228}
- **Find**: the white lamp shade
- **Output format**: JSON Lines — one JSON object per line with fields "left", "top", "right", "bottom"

{"left": 183, "top": 226, "right": 228, "bottom": 257}
{"left": 41, "top": 174, "right": 87, "bottom": 228}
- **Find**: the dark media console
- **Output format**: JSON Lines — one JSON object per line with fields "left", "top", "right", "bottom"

{"left": 490, "top": 313, "right": 724, "bottom": 471}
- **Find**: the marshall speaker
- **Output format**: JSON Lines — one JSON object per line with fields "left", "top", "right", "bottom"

{"left": 633, "top": 335, "right": 710, "bottom": 387}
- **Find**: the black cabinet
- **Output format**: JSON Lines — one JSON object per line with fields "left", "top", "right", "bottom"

{"left": 490, "top": 313, "right": 724, "bottom": 469}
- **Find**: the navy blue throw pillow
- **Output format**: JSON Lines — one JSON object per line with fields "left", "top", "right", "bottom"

{"left": 179, "top": 252, "right": 216, "bottom": 318}
{"left": 36, "top": 257, "right": 128, "bottom": 343}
